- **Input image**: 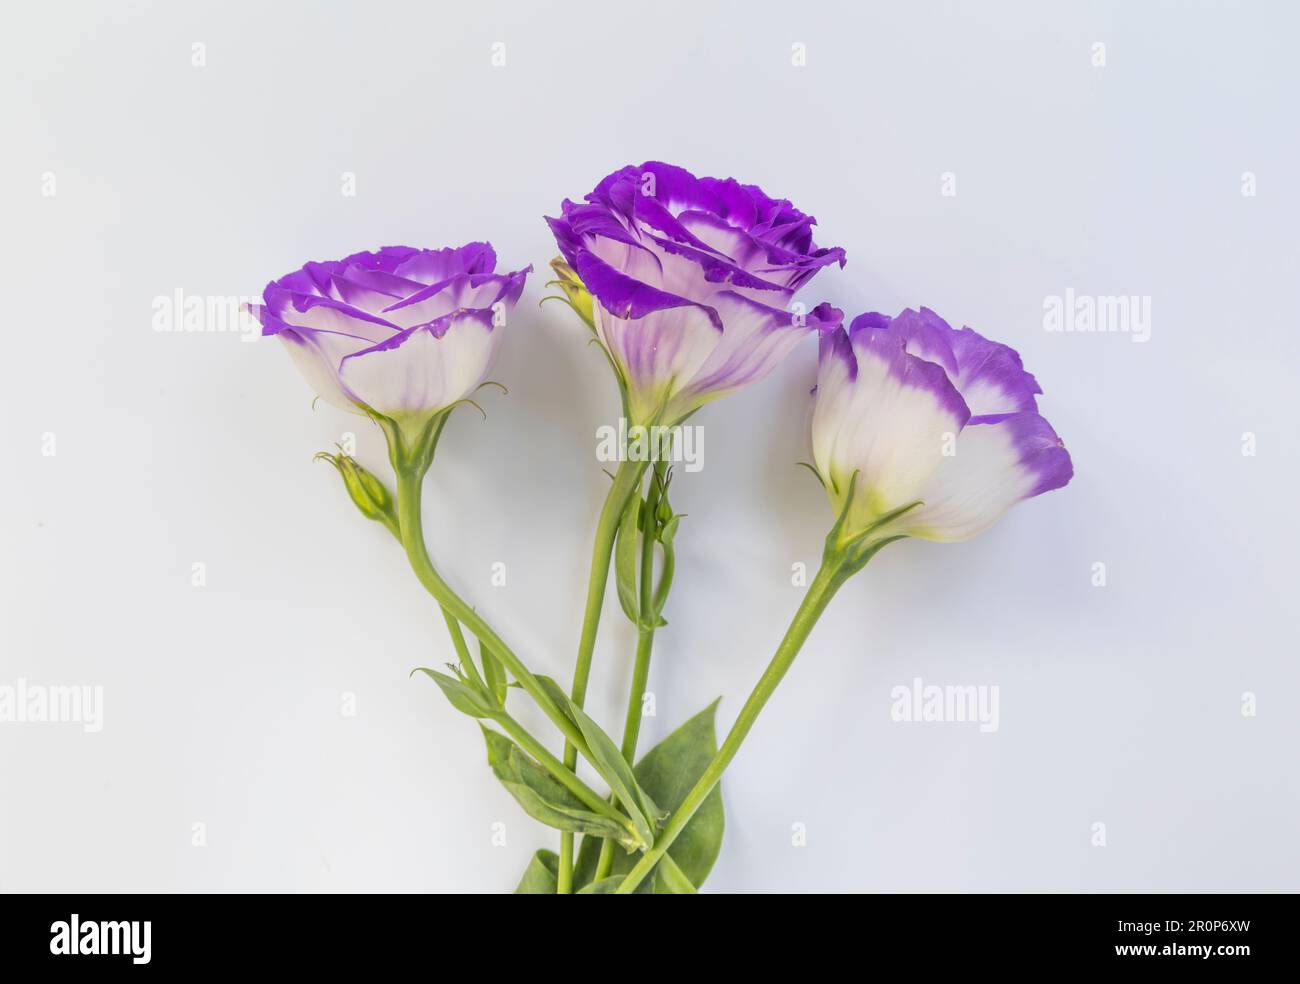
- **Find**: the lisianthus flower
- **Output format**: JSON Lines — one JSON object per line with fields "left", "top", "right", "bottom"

{"left": 547, "top": 161, "right": 846, "bottom": 424}
{"left": 811, "top": 307, "right": 1072, "bottom": 542}
{"left": 248, "top": 244, "right": 530, "bottom": 436}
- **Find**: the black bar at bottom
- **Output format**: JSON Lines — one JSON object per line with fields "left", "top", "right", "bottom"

{"left": 0, "top": 892, "right": 1286, "bottom": 971}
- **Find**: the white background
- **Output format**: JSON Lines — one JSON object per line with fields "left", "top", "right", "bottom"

{"left": 3, "top": 0, "right": 1297, "bottom": 892}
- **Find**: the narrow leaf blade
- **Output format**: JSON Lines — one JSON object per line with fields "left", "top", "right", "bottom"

{"left": 414, "top": 667, "right": 492, "bottom": 718}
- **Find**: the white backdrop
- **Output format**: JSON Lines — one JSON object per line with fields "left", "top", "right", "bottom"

{"left": 2, "top": 0, "right": 1297, "bottom": 892}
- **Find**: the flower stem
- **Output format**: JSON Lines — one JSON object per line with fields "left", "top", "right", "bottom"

{"left": 592, "top": 465, "right": 663, "bottom": 882}
{"left": 614, "top": 556, "right": 849, "bottom": 893}
{"left": 393, "top": 468, "right": 587, "bottom": 756}
{"left": 621, "top": 463, "right": 664, "bottom": 760}
{"left": 441, "top": 609, "right": 484, "bottom": 690}
{"left": 590, "top": 626, "right": 653, "bottom": 882}
{"left": 489, "top": 711, "right": 633, "bottom": 829}
{"left": 558, "top": 458, "right": 648, "bottom": 893}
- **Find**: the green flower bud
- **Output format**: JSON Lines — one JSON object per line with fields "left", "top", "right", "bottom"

{"left": 547, "top": 257, "right": 596, "bottom": 331}
{"left": 315, "top": 449, "right": 398, "bottom": 534}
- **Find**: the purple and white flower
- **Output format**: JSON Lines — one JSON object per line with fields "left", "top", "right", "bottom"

{"left": 811, "top": 307, "right": 1073, "bottom": 542}
{"left": 248, "top": 244, "right": 530, "bottom": 431}
{"left": 547, "top": 161, "right": 846, "bottom": 424}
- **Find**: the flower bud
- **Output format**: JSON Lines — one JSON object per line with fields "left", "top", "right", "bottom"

{"left": 315, "top": 450, "right": 397, "bottom": 533}
{"left": 547, "top": 257, "right": 595, "bottom": 331}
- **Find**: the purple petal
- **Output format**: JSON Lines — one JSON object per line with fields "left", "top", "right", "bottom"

{"left": 573, "top": 248, "right": 722, "bottom": 331}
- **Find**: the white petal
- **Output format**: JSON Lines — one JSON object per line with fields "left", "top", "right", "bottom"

{"left": 273, "top": 296, "right": 398, "bottom": 342}
{"left": 278, "top": 329, "right": 370, "bottom": 413}
{"left": 337, "top": 311, "right": 500, "bottom": 418}
{"left": 812, "top": 330, "right": 970, "bottom": 530}
{"left": 900, "top": 413, "right": 1073, "bottom": 542}
{"left": 595, "top": 301, "right": 720, "bottom": 423}
{"left": 671, "top": 291, "right": 811, "bottom": 416}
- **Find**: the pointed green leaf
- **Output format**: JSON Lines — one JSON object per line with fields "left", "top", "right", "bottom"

{"left": 481, "top": 728, "right": 636, "bottom": 848}
{"left": 612, "top": 492, "right": 641, "bottom": 624}
{"left": 533, "top": 677, "right": 655, "bottom": 849}
{"left": 414, "top": 667, "right": 493, "bottom": 718}
{"left": 574, "top": 700, "right": 725, "bottom": 892}
{"left": 659, "top": 513, "right": 681, "bottom": 546}
{"left": 514, "top": 849, "right": 559, "bottom": 894}
{"left": 534, "top": 675, "right": 580, "bottom": 730}
{"left": 478, "top": 638, "right": 508, "bottom": 707}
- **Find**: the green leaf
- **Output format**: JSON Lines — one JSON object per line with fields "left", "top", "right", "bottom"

{"left": 481, "top": 728, "right": 636, "bottom": 848}
{"left": 612, "top": 492, "right": 641, "bottom": 623}
{"left": 534, "top": 676, "right": 579, "bottom": 729}
{"left": 656, "top": 852, "right": 698, "bottom": 894}
{"left": 534, "top": 677, "right": 656, "bottom": 849}
{"left": 659, "top": 513, "right": 681, "bottom": 546}
{"left": 574, "top": 700, "right": 725, "bottom": 892}
{"left": 514, "top": 849, "right": 559, "bottom": 894}
{"left": 478, "top": 638, "right": 508, "bottom": 707}
{"left": 414, "top": 667, "right": 493, "bottom": 718}
{"left": 576, "top": 877, "right": 623, "bottom": 894}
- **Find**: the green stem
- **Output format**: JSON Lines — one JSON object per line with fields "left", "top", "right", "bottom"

{"left": 394, "top": 468, "right": 587, "bottom": 757}
{"left": 614, "top": 556, "right": 849, "bottom": 894}
{"left": 591, "top": 626, "right": 654, "bottom": 884}
{"left": 558, "top": 458, "right": 647, "bottom": 893}
{"left": 441, "top": 609, "right": 483, "bottom": 691}
{"left": 620, "top": 628, "right": 656, "bottom": 760}
{"left": 378, "top": 484, "right": 487, "bottom": 696}
{"left": 621, "top": 462, "right": 663, "bottom": 761}
{"left": 490, "top": 712, "right": 632, "bottom": 829}
{"left": 592, "top": 465, "right": 663, "bottom": 882}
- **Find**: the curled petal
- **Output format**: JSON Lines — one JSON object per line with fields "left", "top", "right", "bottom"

{"left": 574, "top": 248, "right": 721, "bottom": 330}
{"left": 260, "top": 288, "right": 400, "bottom": 342}
{"left": 946, "top": 325, "right": 1042, "bottom": 415}
{"left": 379, "top": 268, "right": 530, "bottom": 329}
{"left": 389, "top": 243, "right": 498, "bottom": 283}
{"left": 255, "top": 243, "right": 528, "bottom": 423}
{"left": 548, "top": 162, "right": 844, "bottom": 421}
{"left": 889, "top": 307, "right": 1042, "bottom": 415}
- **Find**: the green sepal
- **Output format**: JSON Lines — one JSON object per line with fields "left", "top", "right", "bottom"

{"left": 824, "top": 470, "right": 917, "bottom": 571}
